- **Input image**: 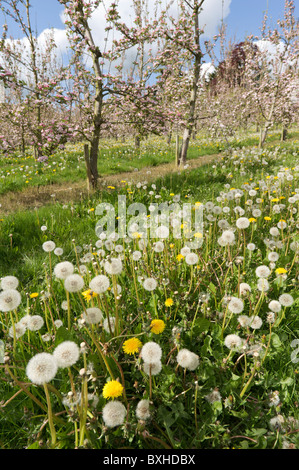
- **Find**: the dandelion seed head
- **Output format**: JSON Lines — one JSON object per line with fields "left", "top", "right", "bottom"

{"left": 26, "top": 352, "right": 58, "bottom": 385}
{"left": 143, "top": 277, "right": 157, "bottom": 291}
{"left": 278, "top": 293, "right": 294, "bottom": 307}
{"left": 64, "top": 274, "right": 84, "bottom": 293}
{"left": 89, "top": 274, "right": 110, "bottom": 294}
{"left": 54, "top": 261, "right": 74, "bottom": 280}
{"left": 28, "top": 315, "right": 44, "bottom": 331}
{"left": 268, "top": 300, "right": 282, "bottom": 313}
{"left": 176, "top": 348, "right": 199, "bottom": 371}
{"left": 224, "top": 334, "right": 243, "bottom": 350}
{"left": 140, "top": 342, "right": 162, "bottom": 363}
{"left": 83, "top": 307, "right": 103, "bottom": 325}
{"left": 1, "top": 276, "right": 19, "bottom": 290}
{"left": 227, "top": 297, "right": 244, "bottom": 314}
{"left": 0, "top": 289, "right": 21, "bottom": 312}
{"left": 53, "top": 341, "right": 80, "bottom": 368}
{"left": 143, "top": 361, "right": 162, "bottom": 376}
{"left": 102, "top": 401, "right": 126, "bottom": 428}
{"left": 136, "top": 399, "right": 151, "bottom": 420}
{"left": 42, "top": 241, "right": 56, "bottom": 252}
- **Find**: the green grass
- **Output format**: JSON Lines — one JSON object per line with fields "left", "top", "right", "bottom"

{"left": 1, "top": 128, "right": 297, "bottom": 197}
{"left": 0, "top": 135, "right": 298, "bottom": 450}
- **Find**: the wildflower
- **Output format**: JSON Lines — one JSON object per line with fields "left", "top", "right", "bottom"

{"left": 181, "top": 246, "right": 191, "bottom": 257}
{"left": 53, "top": 341, "right": 80, "bottom": 368}
{"left": 239, "top": 283, "right": 251, "bottom": 296}
{"left": 102, "top": 401, "right": 126, "bottom": 428}
{"left": 0, "top": 289, "right": 21, "bottom": 312}
{"left": 237, "top": 315, "right": 250, "bottom": 327}
{"left": 247, "top": 243, "right": 256, "bottom": 251}
{"left": 227, "top": 297, "right": 244, "bottom": 314}
{"left": 185, "top": 253, "right": 199, "bottom": 265}
{"left": 275, "top": 267, "right": 287, "bottom": 275}
{"left": 155, "top": 225, "right": 169, "bottom": 239}
{"left": 64, "top": 274, "right": 84, "bottom": 293}
{"left": 176, "top": 349, "right": 199, "bottom": 371}
{"left": 278, "top": 294, "right": 294, "bottom": 307}
{"left": 30, "top": 292, "right": 39, "bottom": 299}
{"left": 269, "top": 415, "right": 285, "bottom": 431}
{"left": 89, "top": 274, "right": 110, "bottom": 294}
{"left": 268, "top": 252, "right": 279, "bottom": 262}
{"left": 236, "top": 217, "right": 250, "bottom": 229}
{"left": 257, "top": 278, "right": 270, "bottom": 292}
{"left": 42, "top": 241, "right": 56, "bottom": 252}
{"left": 205, "top": 389, "right": 222, "bottom": 403}
{"left": 150, "top": 319, "right": 165, "bottom": 334}
{"left": 249, "top": 316, "right": 263, "bottom": 329}
{"left": 140, "top": 342, "right": 162, "bottom": 363}
{"left": 122, "top": 337, "right": 142, "bottom": 355}
{"left": 143, "top": 278, "right": 157, "bottom": 291}
{"left": 220, "top": 230, "right": 235, "bottom": 246}
{"left": 268, "top": 300, "right": 282, "bottom": 313}
{"left": 248, "top": 217, "right": 257, "bottom": 223}
{"left": 82, "top": 289, "right": 97, "bottom": 302}
{"left": 143, "top": 361, "right": 162, "bottom": 376}
{"left": 9, "top": 322, "right": 26, "bottom": 339}
{"left": 176, "top": 254, "right": 184, "bottom": 261}
{"left": 165, "top": 298, "right": 174, "bottom": 307}
{"left": 132, "top": 251, "right": 142, "bottom": 261}
{"left": 136, "top": 399, "right": 151, "bottom": 420}
{"left": 270, "top": 227, "right": 280, "bottom": 237}
{"left": 224, "top": 334, "right": 243, "bottom": 350}
{"left": 28, "top": 315, "right": 44, "bottom": 331}
{"left": 54, "top": 247, "right": 63, "bottom": 256}
{"left": 264, "top": 217, "right": 271, "bottom": 221}
{"left": 102, "top": 380, "right": 124, "bottom": 399}
{"left": 54, "top": 261, "right": 74, "bottom": 280}
{"left": 266, "top": 312, "right": 276, "bottom": 324}
{"left": 104, "top": 258, "right": 123, "bottom": 275}
{"left": 54, "top": 319, "right": 63, "bottom": 328}
{"left": 1, "top": 276, "right": 19, "bottom": 290}
{"left": 153, "top": 241, "right": 164, "bottom": 253}
{"left": 255, "top": 265, "right": 271, "bottom": 278}
{"left": 26, "top": 353, "right": 58, "bottom": 385}
{"left": 83, "top": 307, "right": 103, "bottom": 325}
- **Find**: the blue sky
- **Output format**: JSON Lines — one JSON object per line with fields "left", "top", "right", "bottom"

{"left": 1, "top": 0, "right": 292, "bottom": 39}
{"left": 0, "top": 0, "right": 295, "bottom": 67}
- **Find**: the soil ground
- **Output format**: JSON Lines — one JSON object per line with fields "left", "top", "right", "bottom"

{"left": 0, "top": 153, "right": 221, "bottom": 215}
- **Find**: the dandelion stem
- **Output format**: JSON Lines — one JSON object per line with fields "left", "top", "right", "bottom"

{"left": 43, "top": 382, "right": 56, "bottom": 448}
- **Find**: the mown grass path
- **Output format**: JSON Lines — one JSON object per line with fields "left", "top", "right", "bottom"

{"left": 0, "top": 152, "right": 221, "bottom": 214}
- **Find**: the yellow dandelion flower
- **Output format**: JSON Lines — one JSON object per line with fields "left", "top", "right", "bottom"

{"left": 150, "top": 319, "right": 165, "bottom": 334}
{"left": 165, "top": 298, "right": 174, "bottom": 307}
{"left": 82, "top": 289, "right": 97, "bottom": 301}
{"left": 275, "top": 268, "right": 287, "bottom": 275}
{"left": 102, "top": 380, "right": 124, "bottom": 399}
{"left": 169, "top": 243, "right": 175, "bottom": 248}
{"left": 30, "top": 292, "right": 39, "bottom": 299}
{"left": 176, "top": 254, "right": 184, "bottom": 261}
{"left": 249, "top": 218, "right": 256, "bottom": 223}
{"left": 122, "top": 337, "right": 142, "bottom": 355}
{"left": 264, "top": 216, "right": 271, "bottom": 221}
{"left": 132, "top": 232, "right": 142, "bottom": 239}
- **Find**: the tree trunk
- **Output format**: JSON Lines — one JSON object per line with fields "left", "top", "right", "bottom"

{"left": 179, "top": 1, "right": 202, "bottom": 166}
{"left": 281, "top": 126, "right": 287, "bottom": 141}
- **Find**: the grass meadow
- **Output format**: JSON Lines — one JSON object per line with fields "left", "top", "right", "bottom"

{"left": 0, "top": 130, "right": 298, "bottom": 450}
